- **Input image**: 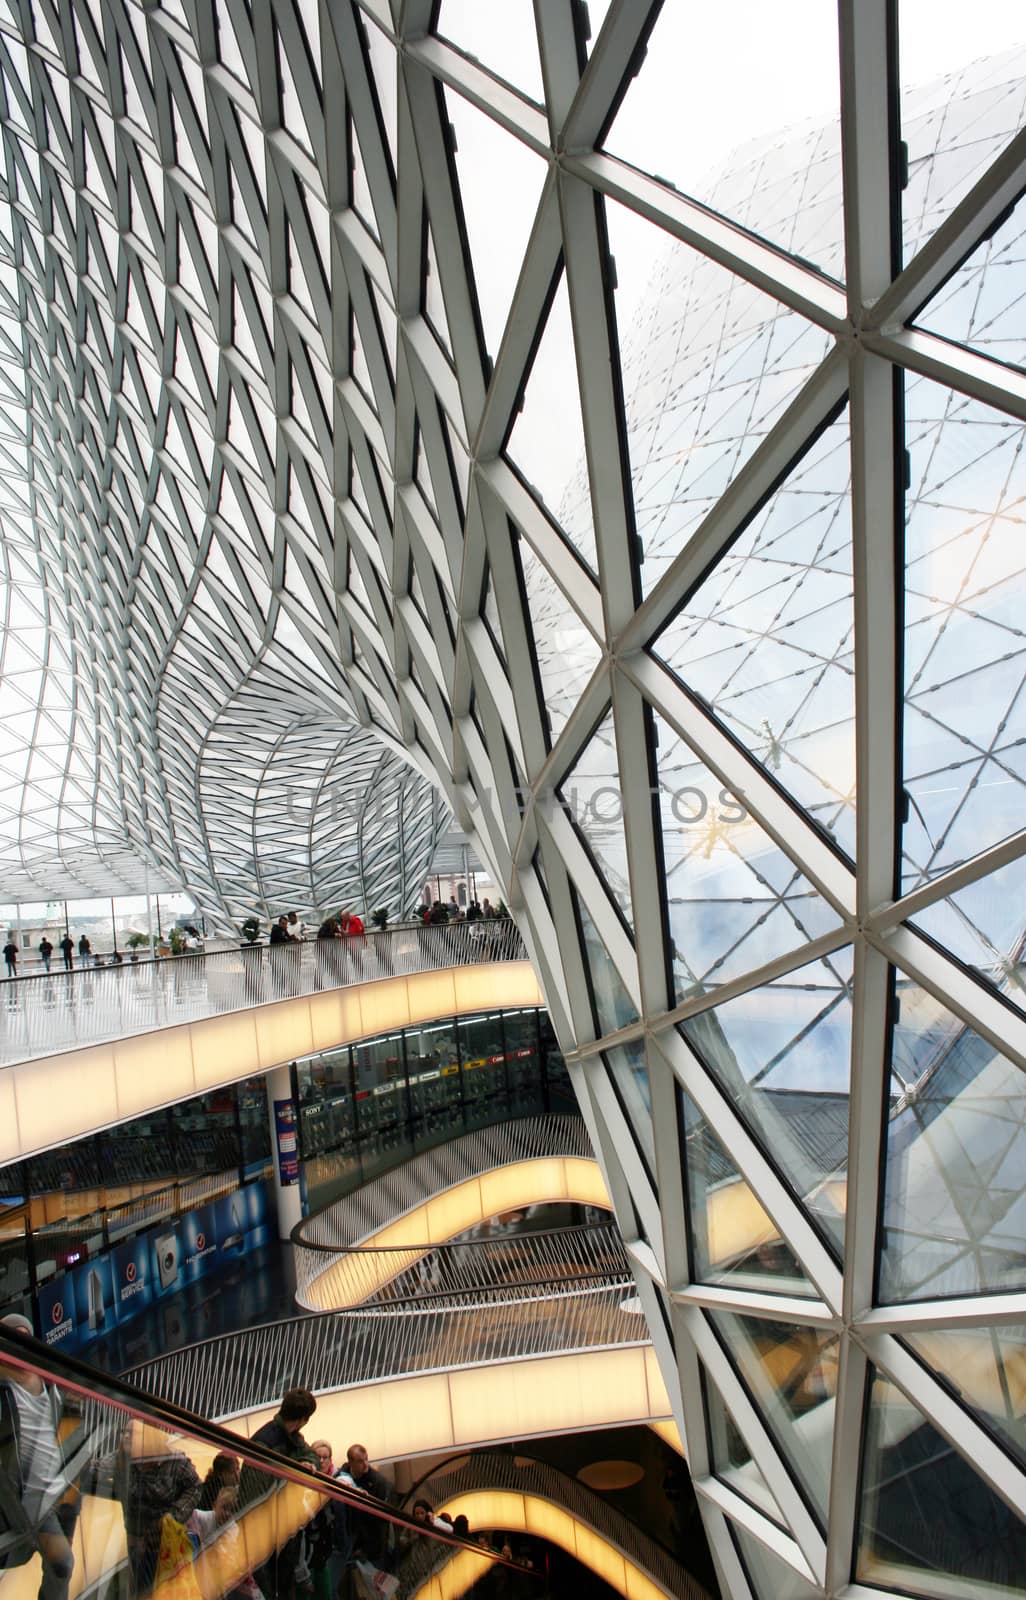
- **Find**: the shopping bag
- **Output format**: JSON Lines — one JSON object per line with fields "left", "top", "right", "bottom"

{"left": 153, "top": 1514, "right": 203, "bottom": 1600}
{"left": 354, "top": 1558, "right": 399, "bottom": 1599}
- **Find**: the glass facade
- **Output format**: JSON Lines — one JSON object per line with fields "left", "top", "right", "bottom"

{"left": 0, "top": 4, "right": 1025, "bottom": 1597}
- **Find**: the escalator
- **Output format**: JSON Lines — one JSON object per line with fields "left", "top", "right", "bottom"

{"left": 0, "top": 1324, "right": 531, "bottom": 1600}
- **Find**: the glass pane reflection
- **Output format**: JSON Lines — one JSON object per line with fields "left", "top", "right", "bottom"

{"left": 679, "top": 1087, "right": 815, "bottom": 1298}
{"left": 858, "top": 1362, "right": 1026, "bottom": 1596}
{"left": 649, "top": 705, "right": 843, "bottom": 1006}
{"left": 681, "top": 948, "right": 852, "bottom": 1255}
{"left": 608, "top": 196, "right": 835, "bottom": 597}
{"left": 710, "top": 1310, "right": 838, "bottom": 1524}
{"left": 880, "top": 977, "right": 1026, "bottom": 1301}
{"left": 904, "top": 1325, "right": 1026, "bottom": 1474}
{"left": 703, "top": 1362, "right": 788, "bottom": 1529}
{"left": 902, "top": 378, "right": 1026, "bottom": 897}
{"left": 655, "top": 411, "right": 855, "bottom": 860}
{"left": 732, "top": 1521, "right": 821, "bottom": 1600}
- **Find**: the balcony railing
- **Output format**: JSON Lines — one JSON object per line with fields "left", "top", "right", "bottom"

{"left": 124, "top": 1277, "right": 646, "bottom": 1423}
{"left": 0, "top": 920, "right": 528, "bottom": 1065}
{"left": 293, "top": 1114, "right": 598, "bottom": 1304}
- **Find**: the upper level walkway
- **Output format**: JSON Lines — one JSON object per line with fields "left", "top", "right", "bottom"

{"left": 0, "top": 923, "right": 542, "bottom": 1165}
{"left": 0, "top": 922, "right": 528, "bottom": 1064}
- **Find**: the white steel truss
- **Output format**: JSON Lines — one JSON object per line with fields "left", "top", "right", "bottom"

{"left": 2, "top": 1, "right": 1026, "bottom": 1594}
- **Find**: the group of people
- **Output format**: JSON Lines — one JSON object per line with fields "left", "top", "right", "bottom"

{"left": 0, "top": 1345, "right": 487, "bottom": 1600}
{"left": 3, "top": 934, "right": 95, "bottom": 979}
{"left": 2, "top": 933, "right": 139, "bottom": 979}
{"left": 417, "top": 898, "right": 508, "bottom": 925}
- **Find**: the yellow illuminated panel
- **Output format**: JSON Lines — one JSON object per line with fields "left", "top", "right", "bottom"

{"left": 227, "top": 1348, "right": 672, "bottom": 1456}
{"left": 304, "top": 1158, "right": 614, "bottom": 1310}
{"left": 11, "top": 961, "right": 542, "bottom": 1163}
{"left": 419, "top": 1490, "right": 677, "bottom": 1600}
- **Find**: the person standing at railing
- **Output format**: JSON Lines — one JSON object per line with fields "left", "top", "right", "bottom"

{"left": 337, "top": 912, "right": 364, "bottom": 983}
{"left": 38, "top": 937, "right": 53, "bottom": 974}
{"left": 77, "top": 936, "right": 92, "bottom": 968}
{"left": 314, "top": 919, "right": 340, "bottom": 990}
{"left": 269, "top": 916, "right": 299, "bottom": 999}
{"left": 2, "top": 941, "right": 16, "bottom": 979}
{"left": 58, "top": 936, "right": 73, "bottom": 972}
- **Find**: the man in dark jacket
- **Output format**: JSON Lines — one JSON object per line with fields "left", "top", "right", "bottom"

{"left": 342, "top": 1444, "right": 394, "bottom": 1570}
{"left": 244, "top": 1388, "right": 318, "bottom": 1600}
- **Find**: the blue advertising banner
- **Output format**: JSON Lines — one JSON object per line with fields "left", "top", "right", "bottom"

{"left": 214, "top": 1192, "right": 248, "bottom": 1261}
{"left": 37, "top": 1275, "right": 77, "bottom": 1351}
{"left": 274, "top": 1099, "right": 299, "bottom": 1186}
{"left": 111, "top": 1234, "right": 154, "bottom": 1321}
{"left": 150, "top": 1222, "right": 183, "bottom": 1298}
{"left": 181, "top": 1202, "right": 219, "bottom": 1282}
{"left": 73, "top": 1256, "right": 116, "bottom": 1341}
{"left": 245, "top": 1175, "right": 272, "bottom": 1248}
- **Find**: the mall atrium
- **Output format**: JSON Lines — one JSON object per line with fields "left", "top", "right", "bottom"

{"left": 1, "top": 2, "right": 1026, "bottom": 1598}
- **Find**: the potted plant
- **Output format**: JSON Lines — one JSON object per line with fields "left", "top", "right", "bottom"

{"left": 125, "top": 931, "right": 149, "bottom": 963}
{"left": 370, "top": 907, "right": 389, "bottom": 931}
{"left": 240, "top": 915, "right": 262, "bottom": 946}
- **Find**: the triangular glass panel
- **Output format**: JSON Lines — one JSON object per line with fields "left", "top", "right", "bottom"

{"left": 412, "top": 421, "right": 437, "bottom": 518}
{"left": 349, "top": 116, "right": 378, "bottom": 239}
{"left": 351, "top": 300, "right": 373, "bottom": 401}
{"left": 858, "top": 1360, "right": 1026, "bottom": 1595}
{"left": 648, "top": 705, "right": 844, "bottom": 1005}
{"left": 604, "top": 7, "right": 843, "bottom": 276}
{"left": 904, "top": 1325, "right": 1026, "bottom": 1474}
{"left": 571, "top": 884, "right": 638, "bottom": 1037}
{"left": 506, "top": 270, "right": 597, "bottom": 573}
{"left": 653, "top": 411, "right": 855, "bottom": 857}
{"left": 678, "top": 1086, "right": 816, "bottom": 1298}
{"left": 902, "top": 376, "right": 1026, "bottom": 895}
{"left": 445, "top": 82, "right": 547, "bottom": 362}
{"left": 479, "top": 562, "right": 506, "bottom": 667}
{"left": 910, "top": 851, "right": 1026, "bottom": 1020}
{"left": 558, "top": 706, "right": 633, "bottom": 932}
{"left": 731, "top": 1522, "right": 820, "bottom": 1600}
{"left": 604, "top": 1039, "right": 653, "bottom": 1168}
{"left": 363, "top": 16, "right": 398, "bottom": 178}
{"left": 422, "top": 219, "right": 453, "bottom": 360}
{"left": 681, "top": 946, "right": 852, "bottom": 1255}
{"left": 917, "top": 192, "right": 1026, "bottom": 370}
{"left": 901, "top": 41, "right": 1026, "bottom": 261}
{"left": 516, "top": 528, "right": 600, "bottom": 746}
{"left": 607, "top": 197, "right": 835, "bottom": 596}
{"left": 437, "top": 0, "right": 544, "bottom": 105}
{"left": 709, "top": 1306, "right": 838, "bottom": 1522}
{"left": 881, "top": 973, "right": 1026, "bottom": 1301}
{"left": 277, "top": 34, "right": 313, "bottom": 158}
{"left": 700, "top": 1357, "right": 790, "bottom": 1531}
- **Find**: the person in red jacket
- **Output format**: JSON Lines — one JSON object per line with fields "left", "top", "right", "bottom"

{"left": 338, "top": 910, "right": 364, "bottom": 980}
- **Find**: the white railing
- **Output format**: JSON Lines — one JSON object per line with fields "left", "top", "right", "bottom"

{"left": 0, "top": 921, "right": 528, "bottom": 1065}
{"left": 123, "top": 1279, "right": 647, "bottom": 1422}
{"left": 292, "top": 1115, "right": 601, "bottom": 1305}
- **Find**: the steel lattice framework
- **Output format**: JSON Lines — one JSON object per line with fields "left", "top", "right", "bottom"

{"left": 2, "top": 0, "right": 1026, "bottom": 1594}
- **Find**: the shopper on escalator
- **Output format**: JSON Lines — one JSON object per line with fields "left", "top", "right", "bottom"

{"left": 0, "top": 1314, "right": 77, "bottom": 1600}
